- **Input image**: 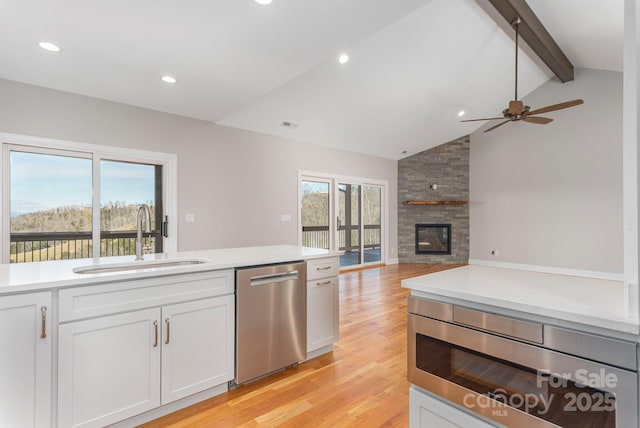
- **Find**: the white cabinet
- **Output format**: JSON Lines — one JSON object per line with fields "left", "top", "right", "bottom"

{"left": 58, "top": 270, "right": 235, "bottom": 428}
{"left": 58, "top": 308, "right": 161, "bottom": 428}
{"left": 0, "top": 292, "right": 51, "bottom": 428}
{"left": 410, "top": 386, "right": 499, "bottom": 428}
{"left": 161, "top": 296, "right": 234, "bottom": 403}
{"left": 306, "top": 256, "right": 339, "bottom": 354}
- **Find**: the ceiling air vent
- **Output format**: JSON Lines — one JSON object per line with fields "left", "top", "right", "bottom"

{"left": 280, "top": 121, "right": 299, "bottom": 129}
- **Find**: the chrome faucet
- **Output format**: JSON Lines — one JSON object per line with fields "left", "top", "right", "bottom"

{"left": 135, "top": 204, "right": 152, "bottom": 261}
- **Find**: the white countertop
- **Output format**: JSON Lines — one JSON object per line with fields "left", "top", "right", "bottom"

{"left": 402, "top": 264, "right": 640, "bottom": 335}
{"left": 0, "top": 245, "right": 336, "bottom": 294}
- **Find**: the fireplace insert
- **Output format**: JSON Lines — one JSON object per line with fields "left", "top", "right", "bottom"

{"left": 415, "top": 224, "right": 451, "bottom": 255}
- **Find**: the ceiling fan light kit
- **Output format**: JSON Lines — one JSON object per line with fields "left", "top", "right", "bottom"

{"left": 461, "top": 18, "right": 583, "bottom": 132}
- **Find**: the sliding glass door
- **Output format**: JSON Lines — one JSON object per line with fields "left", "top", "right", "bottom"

{"left": 300, "top": 174, "right": 385, "bottom": 269}
{"left": 338, "top": 183, "right": 382, "bottom": 267}
{"left": 363, "top": 185, "right": 382, "bottom": 264}
{"left": 338, "top": 183, "right": 361, "bottom": 267}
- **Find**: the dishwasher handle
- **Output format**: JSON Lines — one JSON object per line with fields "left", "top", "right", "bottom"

{"left": 250, "top": 270, "right": 299, "bottom": 286}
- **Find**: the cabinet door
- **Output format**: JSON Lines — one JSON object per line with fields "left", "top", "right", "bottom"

{"left": 161, "top": 295, "right": 234, "bottom": 404}
{"left": 58, "top": 308, "right": 161, "bottom": 428}
{"left": 410, "top": 387, "right": 499, "bottom": 428}
{"left": 0, "top": 292, "right": 51, "bottom": 428}
{"left": 307, "top": 276, "right": 339, "bottom": 352}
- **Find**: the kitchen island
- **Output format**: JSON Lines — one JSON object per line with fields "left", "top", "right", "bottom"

{"left": 402, "top": 264, "right": 640, "bottom": 428}
{"left": 402, "top": 264, "right": 638, "bottom": 336}
{"left": 0, "top": 245, "right": 339, "bottom": 428}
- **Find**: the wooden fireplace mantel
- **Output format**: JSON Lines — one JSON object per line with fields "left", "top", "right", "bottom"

{"left": 403, "top": 200, "right": 468, "bottom": 205}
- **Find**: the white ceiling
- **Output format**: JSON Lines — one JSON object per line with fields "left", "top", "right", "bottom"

{"left": 0, "top": 0, "right": 623, "bottom": 160}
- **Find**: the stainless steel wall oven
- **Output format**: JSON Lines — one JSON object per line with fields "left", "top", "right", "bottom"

{"left": 407, "top": 296, "right": 638, "bottom": 427}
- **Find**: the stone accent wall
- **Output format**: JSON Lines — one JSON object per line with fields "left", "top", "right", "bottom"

{"left": 398, "top": 136, "right": 469, "bottom": 263}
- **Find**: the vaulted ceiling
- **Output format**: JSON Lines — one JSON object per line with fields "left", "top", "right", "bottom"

{"left": 0, "top": 0, "right": 623, "bottom": 159}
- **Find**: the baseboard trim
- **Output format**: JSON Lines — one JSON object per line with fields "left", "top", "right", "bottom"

{"left": 110, "top": 383, "right": 228, "bottom": 427}
{"left": 468, "top": 259, "right": 624, "bottom": 281}
{"left": 306, "top": 344, "right": 334, "bottom": 361}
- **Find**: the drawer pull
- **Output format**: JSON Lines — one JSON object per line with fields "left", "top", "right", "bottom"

{"left": 40, "top": 306, "right": 47, "bottom": 339}
{"left": 165, "top": 318, "right": 171, "bottom": 345}
{"left": 153, "top": 321, "right": 159, "bottom": 347}
{"left": 317, "top": 280, "right": 332, "bottom": 286}
{"left": 316, "top": 266, "right": 332, "bottom": 271}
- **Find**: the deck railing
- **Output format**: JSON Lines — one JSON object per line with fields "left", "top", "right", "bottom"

{"left": 9, "top": 231, "right": 160, "bottom": 263}
{"left": 301, "top": 224, "right": 381, "bottom": 251}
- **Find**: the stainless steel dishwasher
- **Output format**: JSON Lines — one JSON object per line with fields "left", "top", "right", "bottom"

{"left": 235, "top": 261, "right": 307, "bottom": 384}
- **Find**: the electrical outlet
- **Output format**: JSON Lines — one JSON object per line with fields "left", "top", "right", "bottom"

{"left": 185, "top": 213, "right": 195, "bottom": 223}
{"left": 280, "top": 214, "right": 292, "bottom": 222}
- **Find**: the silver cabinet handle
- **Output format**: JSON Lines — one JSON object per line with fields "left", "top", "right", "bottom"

{"left": 40, "top": 306, "right": 47, "bottom": 339}
{"left": 165, "top": 318, "right": 170, "bottom": 345}
{"left": 317, "top": 280, "right": 332, "bottom": 286}
{"left": 153, "top": 321, "right": 158, "bottom": 347}
{"left": 316, "top": 266, "right": 332, "bottom": 271}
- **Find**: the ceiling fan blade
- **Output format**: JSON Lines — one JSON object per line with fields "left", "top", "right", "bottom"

{"left": 460, "top": 117, "right": 504, "bottom": 122}
{"left": 523, "top": 116, "right": 553, "bottom": 124}
{"left": 483, "top": 120, "right": 510, "bottom": 133}
{"left": 528, "top": 99, "right": 584, "bottom": 116}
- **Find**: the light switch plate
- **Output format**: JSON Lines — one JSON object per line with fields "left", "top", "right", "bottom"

{"left": 280, "top": 214, "right": 292, "bottom": 222}
{"left": 185, "top": 213, "right": 195, "bottom": 223}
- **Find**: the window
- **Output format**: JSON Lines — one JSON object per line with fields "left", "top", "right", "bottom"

{"left": 301, "top": 180, "right": 331, "bottom": 250}
{"left": 100, "top": 160, "right": 163, "bottom": 256}
{"left": 9, "top": 150, "right": 93, "bottom": 262}
{"left": 1, "top": 134, "right": 177, "bottom": 263}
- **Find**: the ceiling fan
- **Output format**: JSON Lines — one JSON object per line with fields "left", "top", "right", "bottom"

{"left": 461, "top": 18, "right": 583, "bottom": 133}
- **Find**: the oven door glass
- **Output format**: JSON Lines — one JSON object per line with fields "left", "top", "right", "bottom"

{"left": 416, "top": 333, "right": 616, "bottom": 428}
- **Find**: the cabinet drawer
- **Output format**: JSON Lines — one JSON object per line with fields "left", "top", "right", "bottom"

{"left": 307, "top": 276, "right": 338, "bottom": 289}
{"left": 59, "top": 270, "right": 233, "bottom": 322}
{"left": 307, "top": 257, "right": 339, "bottom": 280}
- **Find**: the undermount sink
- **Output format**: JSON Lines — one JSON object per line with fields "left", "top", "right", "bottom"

{"left": 73, "top": 258, "right": 209, "bottom": 274}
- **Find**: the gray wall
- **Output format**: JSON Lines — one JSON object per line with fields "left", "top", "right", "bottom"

{"left": 0, "top": 78, "right": 398, "bottom": 256}
{"left": 398, "top": 136, "right": 469, "bottom": 263}
{"left": 469, "top": 68, "right": 623, "bottom": 274}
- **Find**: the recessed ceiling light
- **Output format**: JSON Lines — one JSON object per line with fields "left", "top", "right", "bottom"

{"left": 338, "top": 54, "right": 349, "bottom": 64}
{"left": 458, "top": 110, "right": 466, "bottom": 117}
{"left": 38, "top": 42, "right": 61, "bottom": 52}
{"left": 161, "top": 76, "right": 177, "bottom": 84}
{"left": 254, "top": 0, "right": 273, "bottom": 5}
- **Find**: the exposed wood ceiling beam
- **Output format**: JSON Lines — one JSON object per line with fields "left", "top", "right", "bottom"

{"left": 488, "top": 0, "right": 575, "bottom": 82}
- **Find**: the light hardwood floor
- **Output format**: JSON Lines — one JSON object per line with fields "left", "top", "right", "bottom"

{"left": 139, "top": 263, "right": 460, "bottom": 428}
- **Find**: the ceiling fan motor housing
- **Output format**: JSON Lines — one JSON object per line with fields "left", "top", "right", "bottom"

{"left": 508, "top": 100, "right": 525, "bottom": 116}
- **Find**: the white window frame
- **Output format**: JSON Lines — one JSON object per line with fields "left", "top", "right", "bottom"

{"left": 299, "top": 175, "right": 335, "bottom": 251}
{"left": 1, "top": 132, "right": 178, "bottom": 263}
{"left": 298, "top": 170, "right": 388, "bottom": 267}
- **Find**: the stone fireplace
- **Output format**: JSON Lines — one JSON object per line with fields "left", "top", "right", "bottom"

{"left": 397, "top": 135, "right": 469, "bottom": 264}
